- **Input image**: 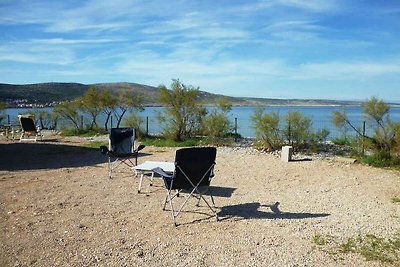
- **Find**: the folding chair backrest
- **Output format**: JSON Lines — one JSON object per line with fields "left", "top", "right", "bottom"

{"left": 109, "top": 128, "right": 135, "bottom": 154}
{"left": 172, "top": 147, "right": 217, "bottom": 190}
{"left": 18, "top": 115, "right": 36, "bottom": 132}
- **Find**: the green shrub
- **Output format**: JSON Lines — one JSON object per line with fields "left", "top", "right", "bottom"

{"left": 251, "top": 107, "right": 282, "bottom": 151}
{"left": 252, "top": 107, "right": 329, "bottom": 152}
{"left": 201, "top": 100, "right": 233, "bottom": 145}
{"left": 332, "top": 98, "right": 400, "bottom": 168}
{"left": 361, "top": 151, "right": 400, "bottom": 167}
{"left": 284, "top": 110, "right": 312, "bottom": 148}
{"left": 123, "top": 113, "right": 145, "bottom": 138}
{"left": 332, "top": 135, "right": 352, "bottom": 146}
{"left": 158, "top": 80, "right": 205, "bottom": 141}
{"left": 0, "top": 101, "right": 7, "bottom": 124}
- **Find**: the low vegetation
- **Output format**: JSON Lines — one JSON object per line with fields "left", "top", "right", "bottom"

{"left": 158, "top": 79, "right": 205, "bottom": 141}
{"left": 201, "top": 100, "right": 234, "bottom": 145}
{"left": 6, "top": 80, "right": 400, "bottom": 166}
{"left": 313, "top": 233, "right": 400, "bottom": 263}
{"left": 251, "top": 107, "right": 329, "bottom": 152}
{"left": 60, "top": 128, "right": 107, "bottom": 137}
{"left": 332, "top": 97, "right": 400, "bottom": 168}
{"left": 0, "top": 101, "right": 6, "bottom": 124}
{"left": 141, "top": 136, "right": 203, "bottom": 147}
{"left": 80, "top": 141, "right": 108, "bottom": 149}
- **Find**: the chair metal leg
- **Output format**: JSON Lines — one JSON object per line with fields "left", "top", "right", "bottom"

{"left": 196, "top": 193, "right": 202, "bottom": 206}
{"left": 167, "top": 192, "right": 177, "bottom": 226}
{"left": 162, "top": 193, "right": 168, "bottom": 210}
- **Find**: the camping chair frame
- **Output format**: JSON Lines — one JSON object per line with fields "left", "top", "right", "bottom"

{"left": 100, "top": 128, "right": 145, "bottom": 179}
{"left": 152, "top": 147, "right": 218, "bottom": 226}
{"left": 18, "top": 115, "right": 42, "bottom": 142}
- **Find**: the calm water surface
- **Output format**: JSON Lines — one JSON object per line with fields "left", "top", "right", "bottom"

{"left": 5, "top": 106, "right": 400, "bottom": 139}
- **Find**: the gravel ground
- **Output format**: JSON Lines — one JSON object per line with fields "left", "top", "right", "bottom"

{"left": 0, "top": 136, "right": 399, "bottom": 266}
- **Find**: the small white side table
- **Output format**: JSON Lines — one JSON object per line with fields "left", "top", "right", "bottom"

{"left": 134, "top": 161, "right": 175, "bottom": 193}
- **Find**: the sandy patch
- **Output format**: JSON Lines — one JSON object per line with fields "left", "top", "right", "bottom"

{"left": 0, "top": 136, "right": 399, "bottom": 266}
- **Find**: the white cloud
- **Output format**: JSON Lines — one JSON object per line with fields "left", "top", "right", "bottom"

{"left": 29, "top": 38, "right": 125, "bottom": 45}
{"left": 0, "top": 41, "right": 75, "bottom": 65}
{"left": 291, "top": 61, "right": 400, "bottom": 80}
{"left": 264, "top": 20, "right": 323, "bottom": 31}
{"left": 275, "top": 0, "right": 339, "bottom": 12}
{"left": 0, "top": 0, "right": 399, "bottom": 100}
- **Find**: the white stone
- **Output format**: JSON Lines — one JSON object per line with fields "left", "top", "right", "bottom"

{"left": 281, "top": 146, "right": 293, "bottom": 162}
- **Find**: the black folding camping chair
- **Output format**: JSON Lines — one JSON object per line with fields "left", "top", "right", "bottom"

{"left": 152, "top": 147, "right": 218, "bottom": 226}
{"left": 18, "top": 114, "right": 42, "bottom": 142}
{"left": 100, "top": 128, "right": 145, "bottom": 179}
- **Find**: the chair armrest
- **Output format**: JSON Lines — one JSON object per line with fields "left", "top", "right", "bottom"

{"left": 100, "top": 145, "right": 109, "bottom": 155}
{"left": 136, "top": 144, "right": 145, "bottom": 152}
{"left": 152, "top": 167, "right": 173, "bottom": 178}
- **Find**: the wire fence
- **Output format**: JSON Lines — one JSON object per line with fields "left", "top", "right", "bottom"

{"left": 0, "top": 108, "right": 392, "bottom": 141}
{"left": 110, "top": 115, "right": 369, "bottom": 141}
{"left": 0, "top": 112, "right": 373, "bottom": 140}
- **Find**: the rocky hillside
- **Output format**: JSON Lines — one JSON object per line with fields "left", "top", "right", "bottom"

{"left": 0, "top": 82, "right": 361, "bottom": 107}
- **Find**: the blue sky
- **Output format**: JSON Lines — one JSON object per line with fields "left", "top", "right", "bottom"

{"left": 0, "top": 0, "right": 399, "bottom": 101}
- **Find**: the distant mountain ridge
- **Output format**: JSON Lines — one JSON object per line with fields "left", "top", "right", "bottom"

{"left": 0, "top": 82, "right": 362, "bottom": 107}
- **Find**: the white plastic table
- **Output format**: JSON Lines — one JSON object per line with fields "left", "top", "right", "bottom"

{"left": 134, "top": 161, "right": 175, "bottom": 193}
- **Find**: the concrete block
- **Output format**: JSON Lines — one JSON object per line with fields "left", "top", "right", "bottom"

{"left": 281, "top": 146, "right": 293, "bottom": 162}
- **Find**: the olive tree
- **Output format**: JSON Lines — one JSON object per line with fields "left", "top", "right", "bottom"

{"left": 158, "top": 79, "right": 205, "bottom": 141}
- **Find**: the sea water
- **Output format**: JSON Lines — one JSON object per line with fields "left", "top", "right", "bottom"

{"left": 4, "top": 106, "right": 400, "bottom": 139}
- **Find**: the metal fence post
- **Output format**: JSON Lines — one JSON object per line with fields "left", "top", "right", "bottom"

{"left": 7, "top": 114, "right": 10, "bottom": 125}
{"left": 234, "top": 117, "right": 238, "bottom": 142}
{"left": 362, "top": 121, "right": 366, "bottom": 155}
{"left": 146, "top": 117, "right": 149, "bottom": 136}
{"left": 110, "top": 116, "right": 113, "bottom": 129}
{"left": 81, "top": 115, "right": 84, "bottom": 129}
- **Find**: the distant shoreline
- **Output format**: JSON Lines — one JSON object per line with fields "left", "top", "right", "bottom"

{"left": 3, "top": 82, "right": 399, "bottom": 108}
{"left": 5, "top": 103, "right": 400, "bottom": 109}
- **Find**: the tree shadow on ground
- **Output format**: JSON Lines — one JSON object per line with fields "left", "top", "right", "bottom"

{"left": 0, "top": 142, "right": 151, "bottom": 171}
{"left": 218, "top": 202, "right": 330, "bottom": 221}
